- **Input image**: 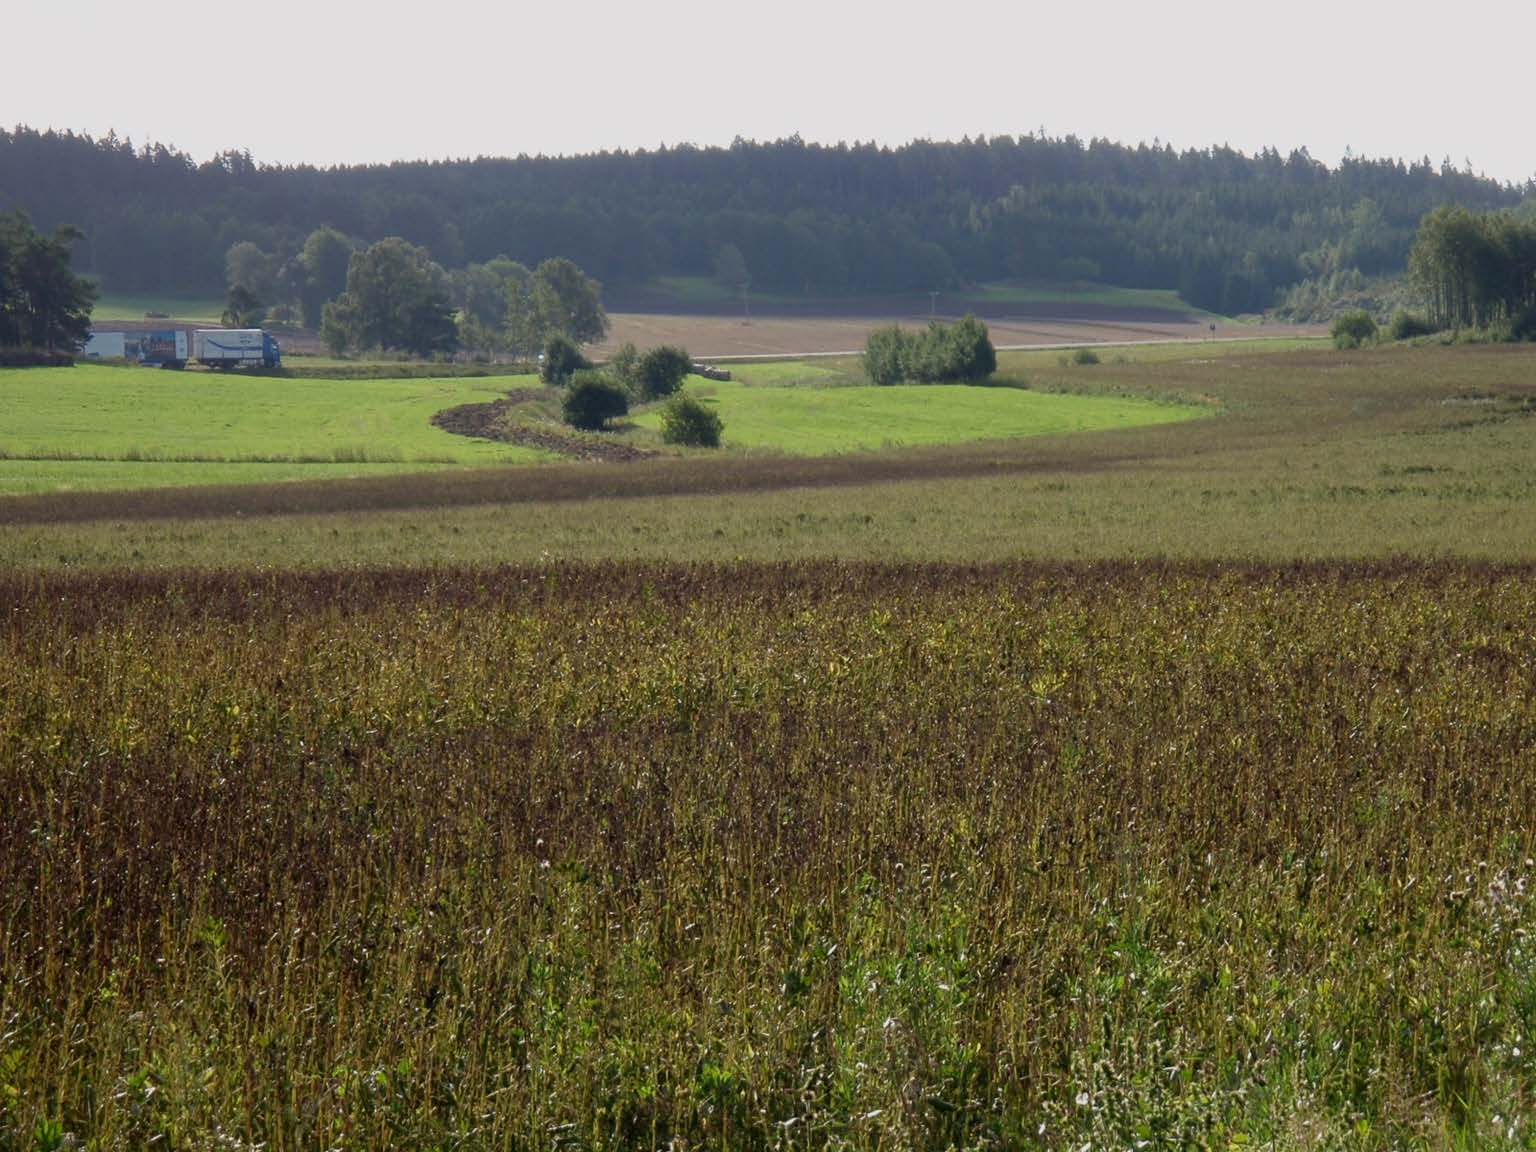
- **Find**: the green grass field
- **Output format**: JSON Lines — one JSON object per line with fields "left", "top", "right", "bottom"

{"left": 0, "top": 365, "right": 551, "bottom": 492}
{"left": 634, "top": 377, "right": 1200, "bottom": 454}
{"left": 0, "top": 358, "right": 1204, "bottom": 494}
{"left": 640, "top": 275, "right": 797, "bottom": 307}
{"left": 953, "top": 280, "right": 1205, "bottom": 313}
{"left": 89, "top": 293, "right": 225, "bottom": 324}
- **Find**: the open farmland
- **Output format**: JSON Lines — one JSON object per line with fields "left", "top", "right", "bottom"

{"left": 2, "top": 342, "right": 1533, "bottom": 566}
{"left": 0, "top": 359, "right": 1201, "bottom": 495}
{"left": 589, "top": 275, "right": 1325, "bottom": 357}
{"left": 594, "top": 311, "right": 1315, "bottom": 359}
{"left": 3, "top": 562, "right": 1535, "bottom": 1147}
{"left": 5, "top": 340, "right": 1536, "bottom": 1148}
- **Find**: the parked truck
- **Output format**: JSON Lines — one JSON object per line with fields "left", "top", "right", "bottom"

{"left": 76, "top": 328, "right": 279, "bottom": 369}
{"left": 193, "top": 329, "right": 281, "bottom": 369}
{"left": 78, "top": 330, "right": 188, "bottom": 364}
{"left": 140, "top": 330, "right": 190, "bottom": 366}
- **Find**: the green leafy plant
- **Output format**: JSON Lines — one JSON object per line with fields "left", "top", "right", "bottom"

{"left": 540, "top": 333, "right": 591, "bottom": 386}
{"left": 1331, "top": 309, "right": 1379, "bottom": 349}
{"left": 863, "top": 315, "right": 996, "bottom": 384}
{"left": 561, "top": 370, "right": 629, "bottom": 429}
{"left": 1388, "top": 311, "right": 1437, "bottom": 340}
{"left": 660, "top": 392, "right": 723, "bottom": 447}
{"left": 635, "top": 345, "right": 693, "bottom": 401}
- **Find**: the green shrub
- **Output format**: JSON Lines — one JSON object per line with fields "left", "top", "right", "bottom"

{"left": 1388, "top": 311, "right": 1437, "bottom": 341}
{"left": 660, "top": 392, "right": 724, "bottom": 447}
{"left": 1331, "top": 310, "right": 1379, "bottom": 349}
{"left": 925, "top": 314, "right": 997, "bottom": 382}
{"left": 1072, "top": 347, "right": 1101, "bottom": 365}
{"left": 607, "top": 341, "right": 640, "bottom": 392}
{"left": 541, "top": 334, "right": 591, "bottom": 386}
{"left": 864, "top": 315, "right": 995, "bottom": 385}
{"left": 864, "top": 326, "right": 916, "bottom": 385}
{"left": 636, "top": 345, "right": 693, "bottom": 400}
{"left": 561, "top": 371, "right": 629, "bottom": 430}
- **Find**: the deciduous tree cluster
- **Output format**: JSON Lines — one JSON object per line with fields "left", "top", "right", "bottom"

{"left": 1410, "top": 204, "right": 1536, "bottom": 334}
{"left": 0, "top": 210, "right": 96, "bottom": 361}
{"left": 320, "top": 238, "right": 457, "bottom": 357}
{"left": 864, "top": 315, "right": 996, "bottom": 385}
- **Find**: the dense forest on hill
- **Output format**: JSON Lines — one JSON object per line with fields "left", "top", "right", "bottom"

{"left": 0, "top": 127, "right": 1528, "bottom": 314}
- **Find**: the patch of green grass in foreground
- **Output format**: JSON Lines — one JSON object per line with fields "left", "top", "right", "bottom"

{"left": 0, "top": 364, "right": 549, "bottom": 492}
{"left": 633, "top": 377, "right": 1201, "bottom": 454}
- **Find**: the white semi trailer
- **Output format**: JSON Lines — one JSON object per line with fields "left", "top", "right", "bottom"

{"left": 193, "top": 329, "right": 282, "bottom": 369}
{"left": 75, "top": 328, "right": 279, "bottom": 369}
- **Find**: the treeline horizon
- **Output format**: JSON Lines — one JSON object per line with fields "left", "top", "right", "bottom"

{"left": 1, "top": 125, "right": 1529, "bottom": 315}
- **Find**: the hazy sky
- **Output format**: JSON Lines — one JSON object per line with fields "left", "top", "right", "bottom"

{"left": 7, "top": 0, "right": 1534, "bottom": 183}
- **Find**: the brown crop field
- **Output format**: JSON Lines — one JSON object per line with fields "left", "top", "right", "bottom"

{"left": 595, "top": 312, "right": 1318, "bottom": 360}
{"left": 3, "top": 562, "right": 1535, "bottom": 1148}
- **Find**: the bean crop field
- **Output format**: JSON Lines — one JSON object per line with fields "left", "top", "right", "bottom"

{"left": 3, "top": 341, "right": 1536, "bottom": 1149}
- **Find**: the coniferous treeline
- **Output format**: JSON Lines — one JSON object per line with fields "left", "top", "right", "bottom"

{"left": 0, "top": 126, "right": 1527, "bottom": 314}
{"left": 1409, "top": 204, "right": 1536, "bottom": 332}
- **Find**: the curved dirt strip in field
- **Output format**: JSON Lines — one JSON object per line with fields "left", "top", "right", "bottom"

{"left": 431, "top": 392, "right": 658, "bottom": 463}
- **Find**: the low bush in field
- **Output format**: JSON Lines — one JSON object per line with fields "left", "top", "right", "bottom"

{"left": 3, "top": 563, "right": 1535, "bottom": 1147}
{"left": 659, "top": 391, "right": 723, "bottom": 446}
{"left": 560, "top": 369, "right": 629, "bottom": 429}
{"left": 635, "top": 344, "right": 692, "bottom": 400}
{"left": 1332, "top": 308, "right": 1379, "bottom": 348}
{"left": 1388, "top": 310, "right": 1438, "bottom": 340}
{"left": 864, "top": 314, "right": 996, "bottom": 384}
{"left": 540, "top": 333, "right": 591, "bottom": 385}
